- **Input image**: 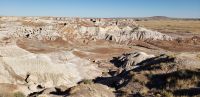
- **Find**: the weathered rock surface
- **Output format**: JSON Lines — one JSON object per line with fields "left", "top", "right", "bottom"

{"left": 78, "top": 26, "right": 173, "bottom": 43}
{"left": 0, "top": 17, "right": 173, "bottom": 43}
{"left": 111, "top": 52, "right": 155, "bottom": 71}
{"left": 68, "top": 83, "right": 115, "bottom": 97}
{"left": 0, "top": 44, "right": 102, "bottom": 95}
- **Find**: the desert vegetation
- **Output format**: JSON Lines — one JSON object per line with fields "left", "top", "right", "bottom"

{"left": 137, "top": 20, "right": 200, "bottom": 34}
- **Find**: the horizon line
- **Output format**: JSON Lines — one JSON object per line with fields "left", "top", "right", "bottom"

{"left": 1, "top": 15, "right": 200, "bottom": 19}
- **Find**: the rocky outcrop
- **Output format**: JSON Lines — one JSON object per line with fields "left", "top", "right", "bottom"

{"left": 111, "top": 52, "right": 155, "bottom": 71}
{"left": 0, "top": 17, "right": 173, "bottom": 43}
{"left": 30, "top": 83, "right": 115, "bottom": 97}
{"left": 77, "top": 26, "right": 173, "bottom": 44}
{"left": 68, "top": 83, "right": 115, "bottom": 97}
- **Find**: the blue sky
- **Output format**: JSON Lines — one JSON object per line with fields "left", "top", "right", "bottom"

{"left": 0, "top": 0, "right": 199, "bottom": 18}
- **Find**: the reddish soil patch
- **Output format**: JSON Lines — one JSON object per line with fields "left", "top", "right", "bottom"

{"left": 0, "top": 83, "right": 18, "bottom": 92}
{"left": 128, "top": 40, "right": 161, "bottom": 50}
{"left": 16, "top": 38, "right": 71, "bottom": 53}
{"left": 87, "top": 47, "right": 131, "bottom": 54}
{"left": 73, "top": 51, "right": 88, "bottom": 58}
{"left": 73, "top": 46, "right": 133, "bottom": 60}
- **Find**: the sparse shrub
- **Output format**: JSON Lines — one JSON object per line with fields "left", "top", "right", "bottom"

{"left": 197, "top": 54, "right": 200, "bottom": 60}
{"left": 122, "top": 88, "right": 132, "bottom": 94}
{"left": 130, "top": 72, "right": 136, "bottom": 81}
{"left": 162, "top": 91, "right": 173, "bottom": 97}
{"left": 129, "top": 71, "right": 135, "bottom": 76}
{"left": 81, "top": 79, "right": 93, "bottom": 84}
{"left": 133, "top": 78, "right": 140, "bottom": 82}
{"left": 0, "top": 93, "right": 9, "bottom": 97}
{"left": 177, "top": 70, "right": 188, "bottom": 78}
{"left": 185, "top": 31, "right": 191, "bottom": 33}
{"left": 166, "top": 25, "right": 171, "bottom": 27}
{"left": 0, "top": 92, "right": 23, "bottom": 97}
{"left": 135, "top": 19, "right": 141, "bottom": 21}
{"left": 13, "top": 92, "right": 25, "bottom": 97}
{"left": 147, "top": 72, "right": 154, "bottom": 79}
{"left": 156, "top": 93, "right": 162, "bottom": 97}
{"left": 168, "top": 54, "right": 176, "bottom": 59}
{"left": 102, "top": 72, "right": 108, "bottom": 76}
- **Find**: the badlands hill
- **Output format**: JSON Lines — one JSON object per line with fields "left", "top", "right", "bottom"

{"left": 0, "top": 16, "right": 200, "bottom": 97}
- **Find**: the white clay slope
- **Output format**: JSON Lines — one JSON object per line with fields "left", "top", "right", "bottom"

{"left": 0, "top": 44, "right": 102, "bottom": 93}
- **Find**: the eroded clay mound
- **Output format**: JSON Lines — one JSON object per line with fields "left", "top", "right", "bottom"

{"left": 0, "top": 44, "right": 102, "bottom": 94}
{"left": 0, "top": 17, "right": 173, "bottom": 43}
{"left": 75, "top": 26, "right": 173, "bottom": 43}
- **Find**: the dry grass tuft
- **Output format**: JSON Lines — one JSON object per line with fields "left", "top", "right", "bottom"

{"left": 137, "top": 20, "right": 200, "bottom": 34}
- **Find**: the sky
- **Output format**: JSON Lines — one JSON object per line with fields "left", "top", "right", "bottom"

{"left": 0, "top": 0, "right": 199, "bottom": 18}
